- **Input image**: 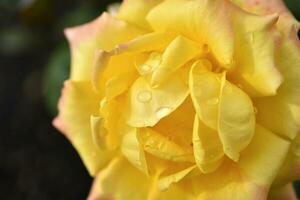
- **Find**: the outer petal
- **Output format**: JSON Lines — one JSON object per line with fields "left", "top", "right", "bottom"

{"left": 126, "top": 73, "right": 188, "bottom": 127}
{"left": 53, "top": 81, "right": 112, "bottom": 176}
{"left": 230, "top": 0, "right": 300, "bottom": 35}
{"left": 238, "top": 124, "right": 290, "bottom": 186}
{"left": 146, "top": 0, "right": 235, "bottom": 67}
{"left": 231, "top": 13, "right": 283, "bottom": 96}
{"left": 254, "top": 28, "right": 300, "bottom": 140}
{"left": 255, "top": 97, "right": 300, "bottom": 140}
{"left": 276, "top": 36, "right": 300, "bottom": 105}
{"left": 230, "top": 0, "right": 290, "bottom": 15}
{"left": 65, "top": 12, "right": 145, "bottom": 81}
{"left": 87, "top": 157, "right": 151, "bottom": 200}
{"left": 176, "top": 124, "right": 290, "bottom": 200}
{"left": 88, "top": 157, "right": 195, "bottom": 200}
{"left": 117, "top": 0, "right": 162, "bottom": 30}
{"left": 272, "top": 134, "right": 300, "bottom": 185}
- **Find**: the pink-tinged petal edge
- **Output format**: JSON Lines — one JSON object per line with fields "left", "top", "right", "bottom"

{"left": 52, "top": 81, "right": 70, "bottom": 139}
{"left": 64, "top": 12, "right": 111, "bottom": 49}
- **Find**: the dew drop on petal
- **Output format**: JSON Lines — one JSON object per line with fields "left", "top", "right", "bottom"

{"left": 156, "top": 107, "right": 172, "bottom": 119}
{"left": 140, "top": 64, "right": 152, "bottom": 74}
{"left": 205, "top": 98, "right": 219, "bottom": 105}
{"left": 137, "top": 90, "right": 152, "bottom": 103}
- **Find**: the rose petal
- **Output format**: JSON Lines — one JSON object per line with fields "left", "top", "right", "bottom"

{"left": 193, "top": 115, "right": 224, "bottom": 174}
{"left": 147, "top": 0, "right": 235, "bottom": 67}
{"left": 126, "top": 73, "right": 188, "bottom": 127}
{"left": 65, "top": 12, "right": 145, "bottom": 81}
{"left": 121, "top": 126, "right": 149, "bottom": 175}
{"left": 139, "top": 128, "right": 194, "bottom": 163}
{"left": 117, "top": 0, "right": 162, "bottom": 30}
{"left": 53, "top": 81, "right": 113, "bottom": 176}
{"left": 218, "top": 74, "right": 256, "bottom": 161}
{"left": 231, "top": 13, "right": 283, "bottom": 96}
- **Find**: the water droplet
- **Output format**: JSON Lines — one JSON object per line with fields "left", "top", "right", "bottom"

{"left": 206, "top": 98, "right": 219, "bottom": 105}
{"left": 253, "top": 107, "right": 258, "bottom": 114}
{"left": 156, "top": 107, "right": 172, "bottom": 119}
{"left": 137, "top": 90, "right": 152, "bottom": 103}
{"left": 140, "top": 64, "right": 152, "bottom": 74}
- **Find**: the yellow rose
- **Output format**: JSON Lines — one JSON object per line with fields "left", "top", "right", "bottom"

{"left": 53, "top": 0, "right": 300, "bottom": 199}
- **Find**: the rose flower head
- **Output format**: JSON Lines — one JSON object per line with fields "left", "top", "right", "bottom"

{"left": 53, "top": 0, "right": 300, "bottom": 199}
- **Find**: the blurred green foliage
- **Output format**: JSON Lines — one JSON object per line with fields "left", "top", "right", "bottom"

{"left": 43, "top": 43, "right": 69, "bottom": 116}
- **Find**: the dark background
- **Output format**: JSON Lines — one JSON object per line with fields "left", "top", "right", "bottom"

{"left": 0, "top": 0, "right": 299, "bottom": 199}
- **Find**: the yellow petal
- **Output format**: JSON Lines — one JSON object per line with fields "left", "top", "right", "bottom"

{"left": 88, "top": 157, "right": 151, "bottom": 200}
{"left": 126, "top": 74, "right": 188, "bottom": 127}
{"left": 276, "top": 36, "right": 300, "bottom": 105}
{"left": 90, "top": 115, "right": 107, "bottom": 150}
{"left": 218, "top": 75, "right": 256, "bottom": 161}
{"left": 239, "top": 124, "right": 290, "bottom": 186}
{"left": 116, "top": 31, "right": 176, "bottom": 53}
{"left": 193, "top": 115, "right": 224, "bottom": 173}
{"left": 88, "top": 157, "right": 195, "bottom": 200}
{"left": 121, "top": 126, "right": 148, "bottom": 175}
{"left": 99, "top": 97, "right": 127, "bottom": 148}
{"left": 139, "top": 128, "right": 194, "bottom": 163}
{"left": 177, "top": 124, "right": 290, "bottom": 200}
{"left": 189, "top": 61, "right": 221, "bottom": 129}
{"left": 53, "top": 81, "right": 112, "bottom": 176}
{"left": 65, "top": 12, "right": 145, "bottom": 81}
{"left": 253, "top": 26, "right": 300, "bottom": 140}
{"left": 117, "top": 0, "right": 162, "bottom": 30}
{"left": 92, "top": 49, "right": 143, "bottom": 94}
{"left": 147, "top": 0, "right": 235, "bottom": 67}
{"left": 153, "top": 97, "right": 195, "bottom": 150}
{"left": 230, "top": 0, "right": 300, "bottom": 35}
{"left": 231, "top": 13, "right": 283, "bottom": 96}
{"left": 255, "top": 97, "right": 300, "bottom": 140}
{"left": 150, "top": 36, "right": 204, "bottom": 86}
{"left": 230, "top": 0, "right": 295, "bottom": 18}
{"left": 105, "top": 71, "right": 138, "bottom": 100}
{"left": 136, "top": 52, "right": 162, "bottom": 76}
{"left": 158, "top": 165, "right": 197, "bottom": 191}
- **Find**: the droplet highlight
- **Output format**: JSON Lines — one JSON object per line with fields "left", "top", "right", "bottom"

{"left": 137, "top": 90, "right": 152, "bottom": 103}
{"left": 140, "top": 64, "right": 152, "bottom": 74}
{"left": 206, "top": 98, "right": 219, "bottom": 105}
{"left": 156, "top": 107, "right": 172, "bottom": 119}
